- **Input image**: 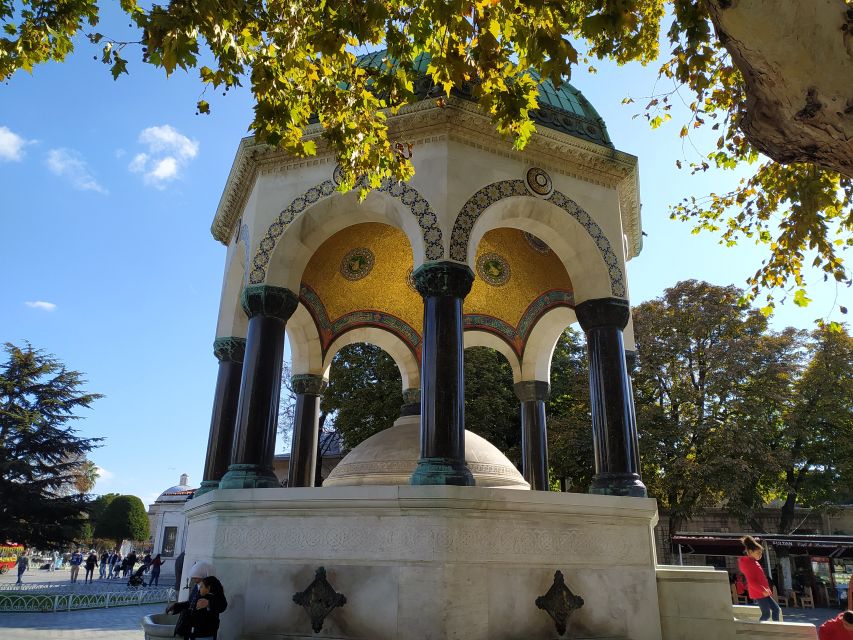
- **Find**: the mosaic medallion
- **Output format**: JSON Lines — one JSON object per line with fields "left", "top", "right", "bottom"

{"left": 340, "top": 248, "right": 375, "bottom": 281}
{"left": 476, "top": 252, "right": 511, "bottom": 287}
{"left": 526, "top": 167, "right": 553, "bottom": 197}
{"left": 406, "top": 266, "right": 418, "bottom": 293}
{"left": 523, "top": 231, "right": 551, "bottom": 255}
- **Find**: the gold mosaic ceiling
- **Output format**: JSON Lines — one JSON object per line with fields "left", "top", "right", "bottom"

{"left": 300, "top": 222, "right": 573, "bottom": 346}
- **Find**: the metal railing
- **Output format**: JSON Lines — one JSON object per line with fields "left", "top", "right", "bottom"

{"left": 0, "top": 586, "right": 175, "bottom": 612}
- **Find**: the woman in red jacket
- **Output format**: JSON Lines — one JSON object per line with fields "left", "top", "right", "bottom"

{"left": 737, "top": 535, "right": 780, "bottom": 622}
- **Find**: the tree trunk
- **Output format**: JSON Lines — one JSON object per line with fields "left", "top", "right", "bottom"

{"left": 706, "top": 0, "right": 853, "bottom": 177}
{"left": 779, "top": 490, "right": 798, "bottom": 534}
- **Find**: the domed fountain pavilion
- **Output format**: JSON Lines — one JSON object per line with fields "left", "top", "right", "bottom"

{"left": 177, "top": 57, "right": 807, "bottom": 640}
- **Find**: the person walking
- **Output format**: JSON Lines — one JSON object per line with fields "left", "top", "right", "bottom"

{"left": 738, "top": 535, "right": 781, "bottom": 622}
{"left": 84, "top": 550, "right": 98, "bottom": 584}
{"left": 50, "top": 550, "right": 59, "bottom": 572}
{"left": 142, "top": 552, "right": 152, "bottom": 574}
{"left": 124, "top": 550, "right": 137, "bottom": 578}
{"left": 149, "top": 554, "right": 165, "bottom": 587}
{"left": 99, "top": 550, "right": 109, "bottom": 579}
{"left": 108, "top": 551, "right": 120, "bottom": 579}
{"left": 69, "top": 549, "right": 83, "bottom": 583}
{"left": 15, "top": 553, "right": 28, "bottom": 585}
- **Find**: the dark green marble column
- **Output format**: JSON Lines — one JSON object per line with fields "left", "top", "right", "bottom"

{"left": 410, "top": 261, "right": 475, "bottom": 486}
{"left": 219, "top": 284, "right": 298, "bottom": 489}
{"left": 624, "top": 350, "right": 641, "bottom": 473}
{"left": 287, "top": 374, "right": 327, "bottom": 488}
{"left": 195, "top": 337, "right": 246, "bottom": 497}
{"left": 575, "top": 297, "right": 646, "bottom": 497}
{"left": 514, "top": 380, "right": 550, "bottom": 491}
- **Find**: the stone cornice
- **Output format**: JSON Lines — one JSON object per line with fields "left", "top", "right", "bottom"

{"left": 211, "top": 98, "right": 642, "bottom": 258}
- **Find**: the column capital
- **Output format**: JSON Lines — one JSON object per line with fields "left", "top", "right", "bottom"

{"left": 575, "top": 297, "right": 630, "bottom": 331}
{"left": 213, "top": 337, "right": 247, "bottom": 363}
{"left": 291, "top": 374, "right": 328, "bottom": 396}
{"left": 514, "top": 380, "right": 550, "bottom": 402}
{"left": 413, "top": 261, "right": 474, "bottom": 299}
{"left": 240, "top": 284, "right": 299, "bottom": 321}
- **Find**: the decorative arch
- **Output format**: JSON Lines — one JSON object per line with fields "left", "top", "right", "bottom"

{"left": 300, "top": 283, "right": 420, "bottom": 361}
{"left": 322, "top": 327, "right": 421, "bottom": 391}
{"left": 521, "top": 306, "right": 578, "bottom": 384}
{"left": 286, "top": 303, "right": 324, "bottom": 376}
{"left": 463, "top": 331, "right": 522, "bottom": 383}
{"left": 248, "top": 176, "right": 443, "bottom": 286}
{"left": 449, "top": 179, "right": 625, "bottom": 299}
{"left": 214, "top": 224, "right": 251, "bottom": 339}
{"left": 462, "top": 289, "right": 574, "bottom": 360}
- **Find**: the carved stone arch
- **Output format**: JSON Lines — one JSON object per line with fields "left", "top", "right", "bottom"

{"left": 248, "top": 176, "right": 443, "bottom": 289}
{"left": 286, "top": 303, "right": 324, "bottom": 376}
{"left": 521, "top": 306, "right": 578, "bottom": 384}
{"left": 463, "top": 330, "right": 522, "bottom": 384}
{"left": 450, "top": 180, "right": 625, "bottom": 302}
{"left": 215, "top": 226, "right": 251, "bottom": 339}
{"left": 322, "top": 327, "right": 421, "bottom": 391}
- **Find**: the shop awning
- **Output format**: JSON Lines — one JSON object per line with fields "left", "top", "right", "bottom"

{"left": 671, "top": 532, "right": 853, "bottom": 558}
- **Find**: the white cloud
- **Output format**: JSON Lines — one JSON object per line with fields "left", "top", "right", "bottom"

{"left": 150, "top": 156, "right": 178, "bottom": 180}
{"left": 94, "top": 467, "right": 114, "bottom": 481}
{"left": 129, "top": 124, "right": 198, "bottom": 189}
{"left": 128, "top": 153, "right": 148, "bottom": 172}
{"left": 0, "top": 126, "right": 30, "bottom": 161}
{"left": 45, "top": 148, "right": 107, "bottom": 194}
{"left": 25, "top": 301, "right": 57, "bottom": 311}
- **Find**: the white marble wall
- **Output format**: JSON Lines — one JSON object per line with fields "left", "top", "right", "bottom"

{"left": 182, "top": 486, "right": 661, "bottom": 640}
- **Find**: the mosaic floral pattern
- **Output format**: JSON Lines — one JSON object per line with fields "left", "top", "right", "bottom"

{"left": 249, "top": 173, "right": 443, "bottom": 284}
{"left": 299, "top": 284, "right": 421, "bottom": 359}
{"left": 339, "top": 247, "right": 375, "bottom": 281}
{"left": 476, "top": 252, "right": 511, "bottom": 287}
{"left": 463, "top": 289, "right": 574, "bottom": 357}
{"left": 449, "top": 179, "right": 626, "bottom": 298}
{"left": 377, "top": 178, "right": 443, "bottom": 261}
{"left": 523, "top": 231, "right": 551, "bottom": 254}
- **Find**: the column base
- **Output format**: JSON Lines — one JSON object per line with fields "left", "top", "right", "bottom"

{"left": 219, "top": 464, "right": 280, "bottom": 489}
{"left": 410, "top": 457, "right": 475, "bottom": 486}
{"left": 193, "top": 480, "right": 221, "bottom": 497}
{"left": 589, "top": 472, "right": 647, "bottom": 498}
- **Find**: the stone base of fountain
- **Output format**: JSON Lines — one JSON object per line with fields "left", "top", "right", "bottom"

{"left": 181, "top": 486, "right": 661, "bottom": 640}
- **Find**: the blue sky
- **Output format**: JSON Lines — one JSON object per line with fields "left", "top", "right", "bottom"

{"left": 1, "top": 9, "right": 846, "bottom": 506}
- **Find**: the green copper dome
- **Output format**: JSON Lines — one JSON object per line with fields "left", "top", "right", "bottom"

{"left": 357, "top": 50, "right": 612, "bottom": 147}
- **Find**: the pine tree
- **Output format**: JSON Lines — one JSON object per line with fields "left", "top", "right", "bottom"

{"left": 0, "top": 342, "right": 103, "bottom": 548}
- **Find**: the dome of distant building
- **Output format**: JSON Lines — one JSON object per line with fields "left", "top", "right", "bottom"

{"left": 156, "top": 473, "right": 195, "bottom": 503}
{"left": 357, "top": 49, "right": 612, "bottom": 147}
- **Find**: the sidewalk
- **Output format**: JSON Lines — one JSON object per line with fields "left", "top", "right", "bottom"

{"left": 782, "top": 606, "right": 844, "bottom": 627}
{"left": 0, "top": 602, "right": 161, "bottom": 639}
{"left": 0, "top": 568, "right": 173, "bottom": 639}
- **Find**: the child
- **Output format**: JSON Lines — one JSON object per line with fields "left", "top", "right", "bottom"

{"left": 737, "top": 535, "right": 780, "bottom": 622}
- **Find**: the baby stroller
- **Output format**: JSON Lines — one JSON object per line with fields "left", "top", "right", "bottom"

{"left": 127, "top": 565, "right": 146, "bottom": 588}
